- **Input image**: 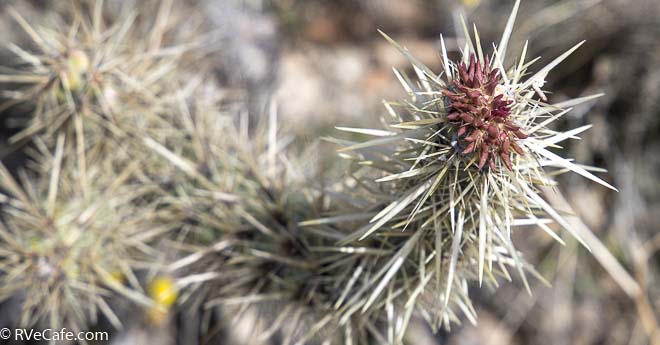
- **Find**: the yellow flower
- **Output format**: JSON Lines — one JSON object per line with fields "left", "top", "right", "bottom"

{"left": 148, "top": 276, "right": 178, "bottom": 309}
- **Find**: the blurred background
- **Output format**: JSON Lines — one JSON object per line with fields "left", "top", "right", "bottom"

{"left": 1, "top": 0, "right": 659, "bottom": 344}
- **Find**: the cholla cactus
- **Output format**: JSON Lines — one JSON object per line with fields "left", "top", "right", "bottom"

{"left": 0, "top": 0, "right": 203, "bottom": 178}
{"left": 0, "top": 157, "right": 170, "bottom": 332}
{"left": 0, "top": 0, "right": 625, "bottom": 343}
{"left": 143, "top": 91, "right": 379, "bottom": 343}
{"left": 330, "top": 0, "right": 616, "bottom": 335}
{"left": 0, "top": 0, "right": 206, "bottom": 334}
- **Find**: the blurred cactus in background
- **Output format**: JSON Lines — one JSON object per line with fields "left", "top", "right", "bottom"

{"left": 1, "top": 0, "right": 657, "bottom": 345}
{"left": 141, "top": 87, "right": 374, "bottom": 342}
{"left": 0, "top": 157, "right": 167, "bottom": 332}
{"left": 0, "top": 0, "right": 206, "bottom": 176}
{"left": 0, "top": 0, "right": 208, "bottom": 337}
